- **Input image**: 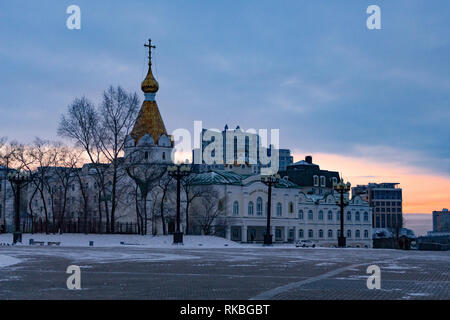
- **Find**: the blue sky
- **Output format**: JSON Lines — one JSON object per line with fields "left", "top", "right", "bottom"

{"left": 0, "top": 0, "right": 449, "bottom": 177}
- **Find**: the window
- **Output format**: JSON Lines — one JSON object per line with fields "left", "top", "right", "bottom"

{"left": 298, "top": 229, "right": 304, "bottom": 238}
{"left": 144, "top": 151, "right": 148, "bottom": 159}
{"left": 364, "top": 212, "right": 369, "bottom": 221}
{"left": 288, "top": 202, "right": 294, "bottom": 214}
{"left": 327, "top": 210, "right": 333, "bottom": 221}
{"left": 276, "top": 202, "right": 282, "bottom": 217}
{"left": 319, "top": 229, "right": 324, "bottom": 238}
{"left": 308, "top": 229, "right": 314, "bottom": 238}
{"left": 364, "top": 230, "right": 369, "bottom": 238}
{"left": 313, "top": 175, "right": 319, "bottom": 186}
{"left": 328, "top": 229, "right": 333, "bottom": 238}
{"left": 318, "top": 210, "right": 324, "bottom": 220}
{"left": 355, "top": 211, "right": 360, "bottom": 221}
{"left": 356, "top": 230, "right": 361, "bottom": 238}
{"left": 332, "top": 177, "right": 338, "bottom": 185}
{"left": 275, "top": 229, "right": 282, "bottom": 239}
{"left": 298, "top": 209, "right": 304, "bottom": 220}
{"left": 337, "top": 212, "right": 340, "bottom": 220}
{"left": 347, "top": 230, "right": 352, "bottom": 238}
{"left": 308, "top": 210, "right": 313, "bottom": 220}
{"left": 347, "top": 211, "right": 352, "bottom": 221}
{"left": 248, "top": 201, "right": 254, "bottom": 216}
{"left": 162, "top": 152, "right": 166, "bottom": 160}
{"left": 320, "top": 176, "right": 326, "bottom": 187}
{"left": 233, "top": 201, "right": 239, "bottom": 216}
{"left": 256, "top": 197, "right": 263, "bottom": 216}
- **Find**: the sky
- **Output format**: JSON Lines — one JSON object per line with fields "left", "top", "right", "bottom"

{"left": 0, "top": 1, "right": 448, "bottom": 214}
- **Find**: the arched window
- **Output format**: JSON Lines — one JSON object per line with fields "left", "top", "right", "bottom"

{"left": 337, "top": 212, "right": 340, "bottom": 221}
{"left": 355, "top": 211, "right": 360, "bottom": 221}
{"left": 276, "top": 202, "right": 282, "bottom": 217}
{"left": 364, "top": 212, "right": 369, "bottom": 221}
{"left": 328, "top": 210, "right": 333, "bottom": 221}
{"left": 328, "top": 229, "right": 333, "bottom": 238}
{"left": 162, "top": 152, "right": 166, "bottom": 160}
{"left": 298, "top": 209, "right": 304, "bottom": 220}
{"left": 288, "top": 202, "right": 294, "bottom": 214}
{"left": 319, "top": 229, "right": 324, "bottom": 238}
{"left": 144, "top": 151, "right": 149, "bottom": 159}
{"left": 356, "top": 229, "right": 361, "bottom": 238}
{"left": 233, "top": 201, "right": 239, "bottom": 216}
{"left": 248, "top": 201, "right": 254, "bottom": 216}
{"left": 318, "top": 210, "right": 324, "bottom": 220}
{"left": 256, "top": 197, "right": 263, "bottom": 216}
{"left": 347, "top": 211, "right": 352, "bottom": 221}
{"left": 308, "top": 229, "right": 314, "bottom": 238}
{"left": 298, "top": 229, "right": 304, "bottom": 238}
{"left": 364, "top": 230, "right": 369, "bottom": 238}
{"left": 347, "top": 230, "right": 352, "bottom": 238}
{"left": 308, "top": 210, "right": 313, "bottom": 220}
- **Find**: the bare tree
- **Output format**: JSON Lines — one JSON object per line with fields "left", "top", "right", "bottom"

{"left": 156, "top": 174, "right": 175, "bottom": 235}
{"left": 13, "top": 139, "right": 59, "bottom": 234}
{"left": 58, "top": 87, "right": 139, "bottom": 233}
{"left": 125, "top": 150, "right": 166, "bottom": 235}
{"left": 97, "top": 86, "right": 139, "bottom": 233}
{"left": 192, "top": 188, "right": 225, "bottom": 235}
{"left": 181, "top": 174, "right": 208, "bottom": 235}
{"left": 53, "top": 147, "right": 81, "bottom": 233}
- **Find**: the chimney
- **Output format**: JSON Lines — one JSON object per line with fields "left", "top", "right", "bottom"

{"left": 305, "top": 155, "right": 312, "bottom": 164}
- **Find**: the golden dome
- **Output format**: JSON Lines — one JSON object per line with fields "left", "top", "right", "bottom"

{"left": 130, "top": 100, "right": 167, "bottom": 144}
{"left": 141, "top": 67, "right": 159, "bottom": 93}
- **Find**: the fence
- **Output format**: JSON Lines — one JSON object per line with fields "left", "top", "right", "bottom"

{"left": 18, "top": 217, "right": 140, "bottom": 234}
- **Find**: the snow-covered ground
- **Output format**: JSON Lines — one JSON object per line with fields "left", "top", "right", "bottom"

{"left": 0, "top": 254, "right": 22, "bottom": 268}
{"left": 0, "top": 233, "right": 246, "bottom": 249}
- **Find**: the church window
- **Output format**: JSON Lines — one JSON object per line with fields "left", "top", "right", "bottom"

{"left": 233, "top": 201, "right": 239, "bottom": 216}
{"left": 328, "top": 210, "right": 333, "bottom": 220}
{"left": 276, "top": 202, "right": 282, "bottom": 216}
{"left": 248, "top": 201, "right": 254, "bottom": 216}
{"left": 256, "top": 197, "right": 263, "bottom": 216}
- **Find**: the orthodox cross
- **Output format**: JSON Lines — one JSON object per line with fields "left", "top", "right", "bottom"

{"left": 144, "top": 39, "right": 156, "bottom": 66}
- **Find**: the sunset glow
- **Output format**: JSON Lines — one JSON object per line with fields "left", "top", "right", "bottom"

{"left": 291, "top": 152, "right": 450, "bottom": 214}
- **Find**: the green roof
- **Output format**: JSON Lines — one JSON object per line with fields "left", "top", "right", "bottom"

{"left": 190, "top": 170, "right": 299, "bottom": 189}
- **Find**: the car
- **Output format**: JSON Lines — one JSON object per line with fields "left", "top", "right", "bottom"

{"left": 295, "top": 240, "right": 316, "bottom": 248}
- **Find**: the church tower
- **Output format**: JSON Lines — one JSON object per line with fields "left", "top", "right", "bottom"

{"left": 124, "top": 39, "right": 173, "bottom": 164}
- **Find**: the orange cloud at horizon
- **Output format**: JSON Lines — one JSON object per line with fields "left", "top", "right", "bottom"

{"left": 292, "top": 152, "right": 450, "bottom": 214}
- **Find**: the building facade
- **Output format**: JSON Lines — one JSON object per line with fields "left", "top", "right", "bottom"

{"left": 190, "top": 170, "right": 372, "bottom": 247}
{"left": 433, "top": 208, "right": 450, "bottom": 233}
{"left": 352, "top": 183, "right": 403, "bottom": 229}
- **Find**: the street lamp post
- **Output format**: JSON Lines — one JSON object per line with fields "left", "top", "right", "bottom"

{"left": 167, "top": 164, "right": 191, "bottom": 244}
{"left": 334, "top": 178, "right": 351, "bottom": 248}
{"left": 261, "top": 174, "right": 280, "bottom": 246}
{"left": 7, "top": 169, "right": 31, "bottom": 244}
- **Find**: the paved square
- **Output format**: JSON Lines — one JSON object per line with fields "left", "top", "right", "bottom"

{"left": 0, "top": 246, "right": 448, "bottom": 299}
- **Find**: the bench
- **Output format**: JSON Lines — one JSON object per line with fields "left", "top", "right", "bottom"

{"left": 47, "top": 242, "right": 61, "bottom": 246}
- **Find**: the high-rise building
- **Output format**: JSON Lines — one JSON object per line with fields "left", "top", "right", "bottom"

{"left": 433, "top": 208, "right": 450, "bottom": 233}
{"left": 352, "top": 183, "right": 403, "bottom": 229}
{"left": 278, "top": 149, "right": 293, "bottom": 171}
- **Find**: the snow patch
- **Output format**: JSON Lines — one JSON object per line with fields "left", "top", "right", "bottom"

{"left": 0, "top": 254, "right": 21, "bottom": 268}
